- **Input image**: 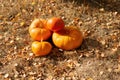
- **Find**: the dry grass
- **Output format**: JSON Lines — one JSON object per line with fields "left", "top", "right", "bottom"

{"left": 0, "top": 0, "right": 120, "bottom": 80}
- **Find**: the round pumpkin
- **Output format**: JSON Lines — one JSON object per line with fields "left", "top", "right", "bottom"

{"left": 46, "top": 17, "right": 65, "bottom": 32}
{"left": 52, "top": 27, "right": 83, "bottom": 50}
{"left": 31, "top": 41, "right": 52, "bottom": 56}
{"left": 29, "top": 19, "right": 44, "bottom": 32}
{"left": 29, "top": 19, "right": 51, "bottom": 41}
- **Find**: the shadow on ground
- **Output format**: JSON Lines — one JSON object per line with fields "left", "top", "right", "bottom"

{"left": 81, "top": 38, "right": 103, "bottom": 50}
{"left": 63, "top": 0, "right": 120, "bottom": 13}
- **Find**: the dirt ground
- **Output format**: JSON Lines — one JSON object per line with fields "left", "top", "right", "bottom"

{"left": 0, "top": 0, "right": 120, "bottom": 80}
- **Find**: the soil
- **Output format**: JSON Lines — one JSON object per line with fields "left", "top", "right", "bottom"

{"left": 0, "top": 0, "right": 120, "bottom": 80}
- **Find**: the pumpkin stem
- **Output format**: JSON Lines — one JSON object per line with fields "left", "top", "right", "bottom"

{"left": 41, "top": 39, "right": 43, "bottom": 42}
{"left": 40, "top": 29, "right": 43, "bottom": 42}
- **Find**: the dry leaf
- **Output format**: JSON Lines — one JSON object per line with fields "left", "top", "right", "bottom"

{"left": 20, "top": 22, "right": 25, "bottom": 26}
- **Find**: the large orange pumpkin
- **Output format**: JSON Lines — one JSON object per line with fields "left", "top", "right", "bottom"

{"left": 31, "top": 41, "right": 52, "bottom": 56}
{"left": 29, "top": 19, "right": 51, "bottom": 41}
{"left": 46, "top": 17, "right": 65, "bottom": 32}
{"left": 52, "top": 27, "right": 83, "bottom": 50}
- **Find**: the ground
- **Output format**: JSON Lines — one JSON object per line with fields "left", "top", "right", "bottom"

{"left": 0, "top": 0, "right": 120, "bottom": 80}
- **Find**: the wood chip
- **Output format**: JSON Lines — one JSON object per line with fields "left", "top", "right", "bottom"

{"left": 4, "top": 73, "right": 9, "bottom": 78}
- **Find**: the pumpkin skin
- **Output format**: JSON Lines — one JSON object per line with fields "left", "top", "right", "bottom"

{"left": 29, "top": 19, "right": 51, "bottom": 41}
{"left": 52, "top": 27, "right": 83, "bottom": 50}
{"left": 46, "top": 17, "right": 65, "bottom": 32}
{"left": 32, "top": 41, "right": 52, "bottom": 56}
{"left": 39, "top": 19, "right": 47, "bottom": 28}
{"left": 29, "top": 19, "right": 44, "bottom": 32}
{"left": 30, "top": 28, "right": 51, "bottom": 41}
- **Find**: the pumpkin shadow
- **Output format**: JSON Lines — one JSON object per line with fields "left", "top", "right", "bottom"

{"left": 47, "top": 47, "right": 67, "bottom": 61}
{"left": 79, "top": 38, "right": 104, "bottom": 51}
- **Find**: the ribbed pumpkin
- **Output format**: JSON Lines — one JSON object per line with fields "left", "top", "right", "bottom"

{"left": 52, "top": 27, "right": 83, "bottom": 50}
{"left": 29, "top": 19, "right": 51, "bottom": 41}
{"left": 31, "top": 41, "right": 52, "bottom": 56}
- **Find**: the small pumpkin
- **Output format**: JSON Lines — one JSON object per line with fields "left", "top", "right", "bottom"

{"left": 31, "top": 41, "right": 52, "bottom": 56}
{"left": 46, "top": 17, "right": 65, "bottom": 32}
{"left": 29, "top": 19, "right": 44, "bottom": 32}
{"left": 29, "top": 19, "right": 51, "bottom": 41}
{"left": 52, "top": 27, "right": 83, "bottom": 50}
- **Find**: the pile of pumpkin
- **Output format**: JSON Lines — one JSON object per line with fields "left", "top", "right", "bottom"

{"left": 29, "top": 17, "right": 83, "bottom": 56}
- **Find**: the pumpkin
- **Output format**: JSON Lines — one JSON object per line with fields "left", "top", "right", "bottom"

{"left": 46, "top": 17, "right": 65, "bottom": 32}
{"left": 52, "top": 27, "right": 83, "bottom": 50}
{"left": 29, "top": 19, "right": 44, "bottom": 32}
{"left": 29, "top": 19, "right": 51, "bottom": 41}
{"left": 31, "top": 41, "right": 52, "bottom": 56}
{"left": 39, "top": 19, "right": 47, "bottom": 28}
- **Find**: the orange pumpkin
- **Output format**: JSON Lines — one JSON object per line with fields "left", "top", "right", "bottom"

{"left": 29, "top": 19, "right": 44, "bottom": 32}
{"left": 46, "top": 17, "right": 65, "bottom": 32}
{"left": 52, "top": 27, "right": 83, "bottom": 50}
{"left": 31, "top": 41, "right": 52, "bottom": 56}
{"left": 39, "top": 19, "right": 47, "bottom": 28}
{"left": 29, "top": 19, "right": 51, "bottom": 41}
